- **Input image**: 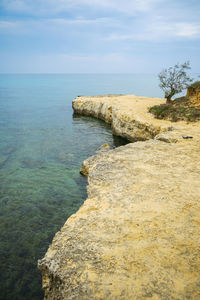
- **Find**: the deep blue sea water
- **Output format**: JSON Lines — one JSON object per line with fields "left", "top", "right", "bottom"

{"left": 0, "top": 74, "right": 163, "bottom": 300}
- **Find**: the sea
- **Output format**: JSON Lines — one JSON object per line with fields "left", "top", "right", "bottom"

{"left": 0, "top": 74, "right": 163, "bottom": 300}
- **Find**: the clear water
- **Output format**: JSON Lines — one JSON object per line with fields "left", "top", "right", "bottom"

{"left": 0, "top": 74, "right": 162, "bottom": 300}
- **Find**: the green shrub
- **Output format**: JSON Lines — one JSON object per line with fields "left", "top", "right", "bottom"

{"left": 189, "top": 81, "right": 200, "bottom": 89}
{"left": 149, "top": 97, "right": 200, "bottom": 122}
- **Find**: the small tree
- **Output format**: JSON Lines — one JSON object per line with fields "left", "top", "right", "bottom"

{"left": 158, "top": 61, "right": 193, "bottom": 104}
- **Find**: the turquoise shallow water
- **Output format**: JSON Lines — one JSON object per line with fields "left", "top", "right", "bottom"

{"left": 0, "top": 74, "right": 162, "bottom": 300}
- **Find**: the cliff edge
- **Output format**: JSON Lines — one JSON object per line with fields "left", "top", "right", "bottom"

{"left": 187, "top": 83, "right": 200, "bottom": 105}
{"left": 39, "top": 95, "right": 200, "bottom": 300}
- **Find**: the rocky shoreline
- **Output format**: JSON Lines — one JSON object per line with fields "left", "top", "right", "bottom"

{"left": 72, "top": 95, "right": 168, "bottom": 141}
{"left": 38, "top": 95, "right": 200, "bottom": 300}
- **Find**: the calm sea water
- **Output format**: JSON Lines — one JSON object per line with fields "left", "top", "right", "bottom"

{"left": 0, "top": 74, "right": 162, "bottom": 300}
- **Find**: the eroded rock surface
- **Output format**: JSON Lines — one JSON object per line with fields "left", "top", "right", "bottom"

{"left": 39, "top": 95, "right": 200, "bottom": 299}
{"left": 72, "top": 95, "right": 170, "bottom": 141}
{"left": 72, "top": 95, "right": 199, "bottom": 143}
{"left": 187, "top": 85, "right": 200, "bottom": 105}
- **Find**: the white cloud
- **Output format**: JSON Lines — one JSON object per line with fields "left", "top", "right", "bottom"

{"left": 1, "top": 0, "right": 200, "bottom": 45}
{"left": 0, "top": 21, "right": 18, "bottom": 29}
{"left": 74, "top": 0, "right": 163, "bottom": 13}
{"left": 0, "top": 17, "right": 115, "bottom": 35}
{"left": 1, "top": 0, "right": 29, "bottom": 12}
{"left": 175, "top": 23, "right": 200, "bottom": 38}
{"left": 50, "top": 17, "right": 110, "bottom": 26}
{"left": 105, "top": 34, "right": 140, "bottom": 41}
{"left": 1, "top": 52, "right": 144, "bottom": 73}
{"left": 105, "top": 20, "right": 200, "bottom": 42}
{"left": 1, "top": 14, "right": 200, "bottom": 43}
{"left": 0, "top": 20, "right": 23, "bottom": 33}
{"left": 148, "top": 21, "right": 200, "bottom": 40}
{"left": 1, "top": 0, "right": 163, "bottom": 15}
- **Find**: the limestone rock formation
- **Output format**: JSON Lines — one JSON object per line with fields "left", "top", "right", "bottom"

{"left": 186, "top": 84, "right": 200, "bottom": 105}
{"left": 39, "top": 95, "right": 200, "bottom": 300}
{"left": 72, "top": 95, "right": 170, "bottom": 141}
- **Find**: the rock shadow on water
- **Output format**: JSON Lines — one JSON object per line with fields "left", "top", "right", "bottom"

{"left": 73, "top": 113, "right": 111, "bottom": 129}
{"left": 0, "top": 154, "right": 9, "bottom": 168}
{"left": 73, "top": 113, "right": 130, "bottom": 148}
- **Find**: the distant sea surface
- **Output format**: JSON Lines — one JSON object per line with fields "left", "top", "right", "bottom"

{"left": 0, "top": 74, "right": 163, "bottom": 300}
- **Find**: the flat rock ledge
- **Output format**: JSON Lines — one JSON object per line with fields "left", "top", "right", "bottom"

{"left": 72, "top": 95, "right": 168, "bottom": 142}
{"left": 39, "top": 95, "right": 200, "bottom": 300}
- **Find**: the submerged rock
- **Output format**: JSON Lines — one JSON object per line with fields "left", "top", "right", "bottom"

{"left": 0, "top": 145, "right": 16, "bottom": 168}
{"left": 2, "top": 146, "right": 16, "bottom": 155}
{"left": 57, "top": 152, "right": 75, "bottom": 164}
{"left": 0, "top": 154, "right": 9, "bottom": 168}
{"left": 21, "top": 158, "right": 44, "bottom": 169}
{"left": 96, "top": 143, "right": 111, "bottom": 153}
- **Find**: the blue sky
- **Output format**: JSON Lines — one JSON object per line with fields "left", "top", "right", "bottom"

{"left": 0, "top": 0, "right": 199, "bottom": 73}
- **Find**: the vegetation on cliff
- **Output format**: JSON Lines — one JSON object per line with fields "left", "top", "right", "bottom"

{"left": 150, "top": 67, "right": 200, "bottom": 122}
{"left": 189, "top": 81, "right": 200, "bottom": 89}
{"left": 158, "top": 61, "right": 193, "bottom": 103}
{"left": 149, "top": 96, "right": 200, "bottom": 122}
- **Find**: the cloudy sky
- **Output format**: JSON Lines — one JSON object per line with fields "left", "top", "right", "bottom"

{"left": 0, "top": 0, "right": 199, "bottom": 73}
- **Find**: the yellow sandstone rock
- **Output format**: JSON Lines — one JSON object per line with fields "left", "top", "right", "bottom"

{"left": 38, "top": 95, "right": 200, "bottom": 300}
{"left": 187, "top": 86, "right": 200, "bottom": 106}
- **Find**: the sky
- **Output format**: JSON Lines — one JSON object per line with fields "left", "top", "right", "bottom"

{"left": 0, "top": 0, "right": 200, "bottom": 73}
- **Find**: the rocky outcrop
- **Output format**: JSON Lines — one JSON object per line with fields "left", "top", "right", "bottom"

{"left": 186, "top": 84, "right": 200, "bottom": 105}
{"left": 39, "top": 95, "right": 200, "bottom": 299}
{"left": 72, "top": 95, "right": 199, "bottom": 143}
{"left": 72, "top": 95, "right": 171, "bottom": 141}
